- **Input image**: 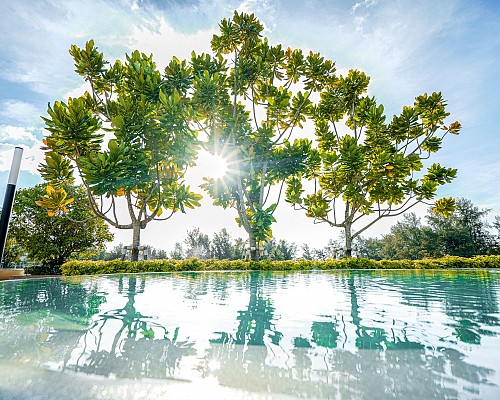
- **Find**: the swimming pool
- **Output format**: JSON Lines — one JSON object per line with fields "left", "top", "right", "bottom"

{"left": 1, "top": 270, "right": 499, "bottom": 399}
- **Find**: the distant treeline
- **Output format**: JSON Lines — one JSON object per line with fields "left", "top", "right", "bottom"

{"left": 96, "top": 198, "right": 500, "bottom": 261}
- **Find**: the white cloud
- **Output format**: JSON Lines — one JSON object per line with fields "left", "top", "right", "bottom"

{"left": 0, "top": 100, "right": 43, "bottom": 126}
{"left": 352, "top": 0, "right": 378, "bottom": 13}
{"left": 0, "top": 1, "right": 148, "bottom": 96}
{"left": 126, "top": 17, "right": 215, "bottom": 68}
{"left": 63, "top": 82, "right": 92, "bottom": 100}
{"left": 0, "top": 144, "right": 44, "bottom": 177}
{"left": 0, "top": 125, "right": 38, "bottom": 146}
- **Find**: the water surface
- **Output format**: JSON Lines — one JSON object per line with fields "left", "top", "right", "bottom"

{"left": 1, "top": 270, "right": 499, "bottom": 399}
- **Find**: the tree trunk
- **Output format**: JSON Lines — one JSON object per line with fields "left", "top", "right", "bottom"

{"left": 131, "top": 222, "right": 141, "bottom": 262}
{"left": 344, "top": 223, "right": 353, "bottom": 258}
{"left": 248, "top": 233, "right": 260, "bottom": 262}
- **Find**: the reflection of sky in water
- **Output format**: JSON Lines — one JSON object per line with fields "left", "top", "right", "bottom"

{"left": 1, "top": 270, "right": 500, "bottom": 399}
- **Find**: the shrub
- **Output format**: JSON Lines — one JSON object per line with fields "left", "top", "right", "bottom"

{"left": 24, "top": 263, "right": 62, "bottom": 275}
{"left": 60, "top": 255, "right": 500, "bottom": 276}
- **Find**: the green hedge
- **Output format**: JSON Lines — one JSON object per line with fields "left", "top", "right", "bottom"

{"left": 24, "top": 263, "right": 62, "bottom": 275}
{"left": 61, "top": 255, "right": 500, "bottom": 276}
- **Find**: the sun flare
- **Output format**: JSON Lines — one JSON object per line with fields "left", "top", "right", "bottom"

{"left": 199, "top": 150, "right": 228, "bottom": 179}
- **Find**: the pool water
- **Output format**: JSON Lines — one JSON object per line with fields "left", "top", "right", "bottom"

{"left": 1, "top": 270, "right": 499, "bottom": 399}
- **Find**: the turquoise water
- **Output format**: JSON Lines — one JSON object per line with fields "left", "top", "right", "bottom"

{"left": 1, "top": 270, "right": 500, "bottom": 399}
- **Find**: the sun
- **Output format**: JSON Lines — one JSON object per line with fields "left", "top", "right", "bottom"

{"left": 199, "top": 150, "right": 228, "bottom": 179}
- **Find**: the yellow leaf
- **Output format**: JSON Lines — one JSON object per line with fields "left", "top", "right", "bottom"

{"left": 116, "top": 188, "right": 125, "bottom": 196}
{"left": 46, "top": 185, "right": 55, "bottom": 195}
{"left": 47, "top": 210, "right": 56, "bottom": 217}
{"left": 386, "top": 165, "right": 394, "bottom": 170}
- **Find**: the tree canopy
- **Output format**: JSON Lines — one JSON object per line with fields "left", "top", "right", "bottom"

{"left": 39, "top": 40, "right": 202, "bottom": 260}
{"left": 38, "top": 12, "right": 463, "bottom": 260}
{"left": 180, "top": 12, "right": 335, "bottom": 260}
{"left": 8, "top": 184, "right": 113, "bottom": 269}
{"left": 286, "top": 72, "right": 461, "bottom": 255}
{"left": 357, "top": 199, "right": 498, "bottom": 260}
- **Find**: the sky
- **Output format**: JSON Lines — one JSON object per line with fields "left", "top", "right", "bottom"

{"left": 0, "top": 0, "right": 499, "bottom": 253}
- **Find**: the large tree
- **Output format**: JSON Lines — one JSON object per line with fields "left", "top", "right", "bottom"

{"left": 177, "top": 12, "right": 336, "bottom": 260}
{"left": 286, "top": 70, "right": 461, "bottom": 256}
{"left": 8, "top": 184, "right": 113, "bottom": 268}
{"left": 426, "top": 198, "right": 493, "bottom": 257}
{"left": 356, "top": 213, "right": 438, "bottom": 260}
{"left": 40, "top": 40, "right": 202, "bottom": 260}
{"left": 357, "top": 199, "right": 496, "bottom": 259}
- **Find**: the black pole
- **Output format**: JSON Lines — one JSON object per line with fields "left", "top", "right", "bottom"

{"left": 0, "top": 147, "right": 23, "bottom": 268}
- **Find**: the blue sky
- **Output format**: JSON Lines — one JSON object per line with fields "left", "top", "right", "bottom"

{"left": 0, "top": 0, "right": 499, "bottom": 251}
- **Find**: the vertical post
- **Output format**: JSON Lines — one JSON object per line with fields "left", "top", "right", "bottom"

{"left": 0, "top": 147, "right": 23, "bottom": 268}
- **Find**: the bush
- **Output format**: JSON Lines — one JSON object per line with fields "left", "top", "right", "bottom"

{"left": 60, "top": 255, "right": 500, "bottom": 276}
{"left": 24, "top": 263, "right": 62, "bottom": 275}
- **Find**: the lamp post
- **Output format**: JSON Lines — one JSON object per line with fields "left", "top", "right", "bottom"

{"left": 0, "top": 147, "right": 23, "bottom": 268}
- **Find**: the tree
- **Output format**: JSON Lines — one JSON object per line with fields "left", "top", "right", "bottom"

{"left": 184, "top": 227, "right": 211, "bottom": 259}
{"left": 8, "top": 184, "right": 113, "bottom": 269}
{"left": 182, "top": 12, "right": 336, "bottom": 260}
{"left": 266, "top": 238, "right": 297, "bottom": 260}
{"left": 313, "top": 239, "right": 342, "bottom": 260}
{"left": 355, "top": 236, "right": 384, "bottom": 260}
{"left": 0, "top": 232, "right": 22, "bottom": 268}
{"left": 301, "top": 244, "right": 314, "bottom": 260}
{"left": 211, "top": 228, "right": 233, "bottom": 260}
{"left": 356, "top": 200, "right": 497, "bottom": 260}
{"left": 170, "top": 242, "right": 185, "bottom": 260}
{"left": 39, "top": 40, "right": 202, "bottom": 261}
{"left": 356, "top": 214, "right": 438, "bottom": 260}
{"left": 286, "top": 70, "right": 461, "bottom": 256}
{"left": 147, "top": 246, "right": 168, "bottom": 260}
{"left": 492, "top": 216, "right": 500, "bottom": 254}
{"left": 230, "top": 237, "right": 246, "bottom": 260}
{"left": 426, "top": 198, "right": 493, "bottom": 257}
{"left": 94, "top": 243, "right": 123, "bottom": 260}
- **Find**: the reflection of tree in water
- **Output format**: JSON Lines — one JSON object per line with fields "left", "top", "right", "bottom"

{"left": 200, "top": 271, "right": 496, "bottom": 399}
{"left": 69, "top": 275, "right": 195, "bottom": 379}
{"left": 387, "top": 270, "right": 500, "bottom": 344}
{"left": 0, "top": 278, "right": 105, "bottom": 366}
{"left": 204, "top": 272, "right": 283, "bottom": 389}
{"left": 0, "top": 276, "right": 195, "bottom": 380}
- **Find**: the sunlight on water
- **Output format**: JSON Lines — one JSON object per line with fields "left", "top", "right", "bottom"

{"left": 1, "top": 270, "right": 500, "bottom": 399}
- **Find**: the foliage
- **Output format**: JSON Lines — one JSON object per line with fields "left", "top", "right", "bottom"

{"left": 185, "top": 12, "right": 335, "bottom": 259}
{"left": 95, "top": 243, "right": 169, "bottom": 260}
{"left": 426, "top": 198, "right": 494, "bottom": 257}
{"left": 286, "top": 69, "right": 461, "bottom": 255}
{"left": 61, "top": 255, "right": 500, "bottom": 276}
{"left": 147, "top": 246, "right": 168, "bottom": 260}
{"left": 211, "top": 228, "right": 234, "bottom": 260}
{"left": 95, "top": 243, "right": 124, "bottom": 260}
{"left": 172, "top": 227, "right": 248, "bottom": 260}
{"left": 184, "top": 227, "right": 212, "bottom": 259}
{"left": 299, "top": 239, "right": 343, "bottom": 260}
{"left": 358, "top": 213, "right": 438, "bottom": 260}
{"left": 357, "top": 199, "right": 497, "bottom": 260}
{"left": 0, "top": 220, "right": 23, "bottom": 267}
{"left": 265, "top": 238, "right": 297, "bottom": 260}
{"left": 170, "top": 242, "right": 185, "bottom": 260}
{"left": 40, "top": 40, "right": 202, "bottom": 260}
{"left": 8, "top": 184, "right": 113, "bottom": 270}
{"left": 301, "top": 244, "right": 314, "bottom": 260}
{"left": 24, "top": 263, "right": 62, "bottom": 275}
